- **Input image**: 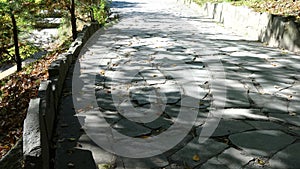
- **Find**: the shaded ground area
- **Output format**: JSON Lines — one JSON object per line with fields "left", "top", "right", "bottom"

{"left": 54, "top": 0, "right": 300, "bottom": 168}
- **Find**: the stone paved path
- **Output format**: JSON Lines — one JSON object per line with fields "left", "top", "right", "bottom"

{"left": 55, "top": 0, "right": 300, "bottom": 168}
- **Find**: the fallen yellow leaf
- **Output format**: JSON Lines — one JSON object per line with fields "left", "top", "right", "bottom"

{"left": 100, "top": 70, "right": 105, "bottom": 75}
{"left": 3, "top": 145, "right": 9, "bottom": 149}
{"left": 98, "top": 164, "right": 112, "bottom": 169}
{"left": 192, "top": 154, "right": 200, "bottom": 161}
{"left": 140, "top": 135, "right": 150, "bottom": 139}
{"left": 257, "top": 159, "right": 265, "bottom": 165}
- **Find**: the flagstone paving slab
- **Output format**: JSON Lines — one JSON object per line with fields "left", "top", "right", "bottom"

{"left": 229, "top": 130, "right": 296, "bottom": 157}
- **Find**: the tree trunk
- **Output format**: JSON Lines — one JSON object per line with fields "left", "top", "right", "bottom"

{"left": 70, "top": 0, "right": 77, "bottom": 40}
{"left": 10, "top": 11, "right": 22, "bottom": 71}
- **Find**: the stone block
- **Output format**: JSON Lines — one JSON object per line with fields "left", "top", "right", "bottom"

{"left": 23, "top": 98, "right": 43, "bottom": 169}
{"left": 282, "top": 21, "right": 300, "bottom": 52}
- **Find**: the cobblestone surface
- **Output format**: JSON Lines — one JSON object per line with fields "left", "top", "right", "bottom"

{"left": 54, "top": 0, "right": 300, "bottom": 168}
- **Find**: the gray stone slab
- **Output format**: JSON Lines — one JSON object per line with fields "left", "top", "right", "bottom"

{"left": 269, "top": 143, "right": 300, "bottom": 169}
{"left": 221, "top": 108, "right": 268, "bottom": 120}
{"left": 112, "top": 119, "right": 152, "bottom": 137}
{"left": 164, "top": 163, "right": 190, "bottom": 169}
{"left": 225, "top": 79, "right": 250, "bottom": 108}
{"left": 119, "top": 155, "right": 169, "bottom": 169}
{"left": 248, "top": 92, "right": 290, "bottom": 115}
{"left": 250, "top": 74, "right": 293, "bottom": 94}
{"left": 23, "top": 98, "right": 42, "bottom": 168}
{"left": 101, "top": 110, "right": 121, "bottom": 124}
{"left": 248, "top": 92, "right": 268, "bottom": 108}
{"left": 55, "top": 148, "right": 97, "bottom": 169}
{"left": 140, "top": 69, "right": 166, "bottom": 85}
{"left": 170, "top": 138, "right": 228, "bottom": 168}
{"left": 198, "top": 157, "right": 230, "bottom": 169}
{"left": 154, "top": 81, "right": 182, "bottom": 104}
{"left": 175, "top": 95, "right": 205, "bottom": 109}
{"left": 197, "top": 119, "right": 254, "bottom": 137}
{"left": 219, "top": 47, "right": 240, "bottom": 52}
{"left": 261, "top": 97, "right": 289, "bottom": 114}
{"left": 229, "top": 130, "right": 296, "bottom": 157}
{"left": 96, "top": 90, "right": 116, "bottom": 111}
{"left": 130, "top": 86, "right": 168, "bottom": 106}
{"left": 269, "top": 113, "right": 300, "bottom": 127}
{"left": 287, "top": 126, "right": 300, "bottom": 136}
{"left": 144, "top": 116, "right": 173, "bottom": 130}
{"left": 226, "top": 90, "right": 250, "bottom": 108}
{"left": 79, "top": 134, "right": 116, "bottom": 165}
{"left": 164, "top": 105, "right": 180, "bottom": 119}
{"left": 216, "top": 148, "right": 254, "bottom": 169}
{"left": 244, "top": 120, "right": 286, "bottom": 131}
{"left": 288, "top": 96, "right": 300, "bottom": 115}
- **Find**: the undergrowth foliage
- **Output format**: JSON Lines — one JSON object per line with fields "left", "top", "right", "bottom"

{"left": 0, "top": 0, "right": 111, "bottom": 160}
{"left": 0, "top": 51, "right": 58, "bottom": 159}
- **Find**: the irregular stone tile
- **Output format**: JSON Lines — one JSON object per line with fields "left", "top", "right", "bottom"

{"left": 79, "top": 134, "right": 116, "bottom": 165}
{"left": 221, "top": 108, "right": 268, "bottom": 120}
{"left": 287, "top": 126, "right": 300, "bottom": 136}
{"left": 243, "top": 158, "right": 270, "bottom": 169}
{"left": 197, "top": 119, "right": 254, "bottom": 137}
{"left": 226, "top": 90, "right": 250, "bottom": 108}
{"left": 170, "top": 138, "right": 228, "bottom": 168}
{"left": 244, "top": 120, "right": 286, "bottom": 131}
{"left": 269, "top": 143, "right": 300, "bottom": 169}
{"left": 154, "top": 81, "right": 182, "bottom": 104}
{"left": 144, "top": 116, "right": 173, "bottom": 130}
{"left": 229, "top": 130, "right": 296, "bottom": 157}
{"left": 130, "top": 86, "right": 162, "bottom": 105}
{"left": 102, "top": 110, "right": 121, "bottom": 124}
{"left": 96, "top": 90, "right": 116, "bottom": 111}
{"left": 219, "top": 47, "right": 240, "bottom": 52}
{"left": 239, "top": 78, "right": 257, "bottom": 92}
{"left": 248, "top": 92, "right": 268, "bottom": 108}
{"left": 141, "top": 69, "right": 166, "bottom": 85}
{"left": 274, "top": 86, "right": 297, "bottom": 99}
{"left": 175, "top": 96, "right": 202, "bottom": 109}
{"left": 288, "top": 96, "right": 300, "bottom": 115}
{"left": 194, "top": 112, "right": 209, "bottom": 127}
{"left": 261, "top": 97, "right": 289, "bottom": 114}
{"left": 119, "top": 48, "right": 137, "bottom": 55}
{"left": 187, "top": 68, "right": 210, "bottom": 86}
{"left": 250, "top": 73, "right": 292, "bottom": 94}
{"left": 103, "top": 52, "right": 120, "bottom": 59}
{"left": 119, "top": 155, "right": 169, "bottom": 169}
{"left": 216, "top": 148, "right": 254, "bottom": 169}
{"left": 269, "top": 113, "right": 300, "bottom": 127}
{"left": 164, "top": 163, "right": 189, "bottom": 169}
{"left": 225, "top": 79, "right": 250, "bottom": 108}
{"left": 55, "top": 148, "right": 98, "bottom": 169}
{"left": 112, "top": 119, "right": 152, "bottom": 137}
{"left": 248, "top": 92, "right": 289, "bottom": 114}
{"left": 198, "top": 157, "right": 230, "bottom": 169}
{"left": 164, "top": 105, "right": 181, "bottom": 119}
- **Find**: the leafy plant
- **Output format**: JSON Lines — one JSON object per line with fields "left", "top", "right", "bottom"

{"left": 0, "top": 0, "right": 41, "bottom": 71}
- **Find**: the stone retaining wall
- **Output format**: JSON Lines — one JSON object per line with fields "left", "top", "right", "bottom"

{"left": 22, "top": 22, "right": 101, "bottom": 169}
{"left": 180, "top": 0, "right": 300, "bottom": 53}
